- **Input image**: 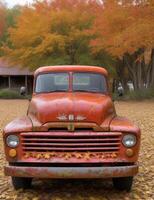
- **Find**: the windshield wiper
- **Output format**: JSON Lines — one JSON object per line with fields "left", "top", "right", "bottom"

{"left": 48, "top": 89, "right": 67, "bottom": 92}
{"left": 73, "top": 89, "right": 99, "bottom": 93}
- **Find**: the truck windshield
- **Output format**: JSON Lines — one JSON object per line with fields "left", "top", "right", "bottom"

{"left": 35, "top": 72, "right": 107, "bottom": 94}
{"left": 73, "top": 73, "right": 107, "bottom": 93}
{"left": 35, "top": 73, "right": 69, "bottom": 93}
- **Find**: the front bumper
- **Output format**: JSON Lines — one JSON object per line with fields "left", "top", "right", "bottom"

{"left": 4, "top": 164, "right": 138, "bottom": 179}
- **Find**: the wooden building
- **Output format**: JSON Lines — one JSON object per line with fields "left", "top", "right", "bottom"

{"left": 0, "top": 60, "right": 33, "bottom": 93}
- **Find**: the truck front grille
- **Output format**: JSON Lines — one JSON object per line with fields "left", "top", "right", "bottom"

{"left": 21, "top": 132, "right": 122, "bottom": 153}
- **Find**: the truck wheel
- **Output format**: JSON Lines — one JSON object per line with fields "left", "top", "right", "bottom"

{"left": 112, "top": 176, "right": 133, "bottom": 192}
{"left": 11, "top": 177, "right": 32, "bottom": 190}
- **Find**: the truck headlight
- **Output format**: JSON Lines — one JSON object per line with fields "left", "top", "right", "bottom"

{"left": 122, "top": 134, "right": 136, "bottom": 147}
{"left": 6, "top": 135, "right": 19, "bottom": 148}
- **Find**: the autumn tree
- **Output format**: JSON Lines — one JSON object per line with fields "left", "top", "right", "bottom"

{"left": 91, "top": 0, "right": 154, "bottom": 90}
{"left": 1, "top": 0, "right": 103, "bottom": 69}
{"left": 0, "top": 1, "right": 6, "bottom": 38}
{"left": 0, "top": 4, "right": 21, "bottom": 57}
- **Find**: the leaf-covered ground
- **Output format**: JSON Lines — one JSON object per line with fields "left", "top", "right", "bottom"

{"left": 0, "top": 100, "right": 153, "bottom": 200}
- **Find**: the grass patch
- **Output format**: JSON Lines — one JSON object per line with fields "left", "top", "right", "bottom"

{"left": 0, "top": 89, "right": 30, "bottom": 99}
{"left": 114, "top": 89, "right": 154, "bottom": 100}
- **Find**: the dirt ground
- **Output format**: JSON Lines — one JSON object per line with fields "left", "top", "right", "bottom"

{"left": 0, "top": 100, "right": 153, "bottom": 200}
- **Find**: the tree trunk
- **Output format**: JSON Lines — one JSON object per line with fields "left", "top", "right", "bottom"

{"left": 115, "top": 58, "right": 129, "bottom": 93}
{"left": 149, "top": 49, "right": 154, "bottom": 88}
{"left": 124, "top": 50, "right": 146, "bottom": 91}
{"left": 119, "top": 49, "right": 154, "bottom": 91}
{"left": 137, "top": 61, "right": 144, "bottom": 90}
{"left": 146, "top": 49, "right": 154, "bottom": 89}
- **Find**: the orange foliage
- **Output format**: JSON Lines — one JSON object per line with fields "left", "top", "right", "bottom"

{"left": 2, "top": 0, "right": 154, "bottom": 77}
{"left": 91, "top": 0, "right": 154, "bottom": 57}
{"left": 24, "top": 151, "right": 118, "bottom": 160}
{"left": 0, "top": 3, "right": 6, "bottom": 37}
{"left": 2, "top": 0, "right": 99, "bottom": 68}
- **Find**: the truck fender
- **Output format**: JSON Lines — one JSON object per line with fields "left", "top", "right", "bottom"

{"left": 110, "top": 116, "right": 141, "bottom": 135}
{"left": 3, "top": 116, "right": 33, "bottom": 135}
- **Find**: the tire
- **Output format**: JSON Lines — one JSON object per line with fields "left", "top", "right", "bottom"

{"left": 112, "top": 176, "right": 133, "bottom": 192}
{"left": 11, "top": 177, "right": 32, "bottom": 190}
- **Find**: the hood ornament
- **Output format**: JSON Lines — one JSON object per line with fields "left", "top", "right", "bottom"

{"left": 68, "top": 114, "right": 75, "bottom": 121}
{"left": 57, "top": 114, "right": 67, "bottom": 121}
{"left": 57, "top": 114, "right": 86, "bottom": 121}
{"left": 76, "top": 115, "right": 87, "bottom": 121}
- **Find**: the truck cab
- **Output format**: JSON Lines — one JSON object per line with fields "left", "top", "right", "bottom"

{"left": 3, "top": 65, "right": 141, "bottom": 191}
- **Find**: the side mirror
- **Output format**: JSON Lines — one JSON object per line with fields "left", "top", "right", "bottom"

{"left": 20, "top": 86, "right": 27, "bottom": 96}
{"left": 117, "top": 86, "right": 124, "bottom": 97}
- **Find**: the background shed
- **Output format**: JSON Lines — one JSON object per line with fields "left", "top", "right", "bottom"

{"left": 0, "top": 60, "right": 33, "bottom": 93}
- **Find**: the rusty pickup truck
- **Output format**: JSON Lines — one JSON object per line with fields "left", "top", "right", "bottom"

{"left": 3, "top": 65, "right": 141, "bottom": 191}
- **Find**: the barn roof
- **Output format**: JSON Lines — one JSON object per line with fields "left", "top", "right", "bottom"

{"left": 0, "top": 59, "right": 33, "bottom": 76}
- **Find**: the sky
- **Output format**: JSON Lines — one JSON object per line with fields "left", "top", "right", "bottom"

{"left": 5, "top": 0, "right": 103, "bottom": 8}
{"left": 5, "top": 0, "right": 34, "bottom": 8}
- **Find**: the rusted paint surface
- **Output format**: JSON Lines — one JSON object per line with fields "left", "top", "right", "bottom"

{"left": 28, "top": 93, "right": 115, "bottom": 126}
{"left": 34, "top": 65, "right": 108, "bottom": 77}
{"left": 110, "top": 116, "right": 141, "bottom": 134}
{"left": 27, "top": 66, "right": 114, "bottom": 127}
{"left": 3, "top": 65, "right": 141, "bottom": 181}
{"left": 43, "top": 122, "right": 108, "bottom": 132}
{"left": 28, "top": 114, "right": 47, "bottom": 132}
{"left": 4, "top": 130, "right": 140, "bottom": 163}
{"left": 3, "top": 116, "right": 32, "bottom": 135}
{"left": 4, "top": 165, "right": 138, "bottom": 178}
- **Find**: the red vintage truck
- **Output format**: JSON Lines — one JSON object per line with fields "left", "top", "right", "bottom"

{"left": 3, "top": 65, "right": 141, "bottom": 191}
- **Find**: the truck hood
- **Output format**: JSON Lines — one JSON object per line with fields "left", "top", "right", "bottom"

{"left": 28, "top": 93, "right": 115, "bottom": 126}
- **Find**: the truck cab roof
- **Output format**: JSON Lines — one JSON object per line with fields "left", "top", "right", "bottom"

{"left": 35, "top": 65, "right": 108, "bottom": 77}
